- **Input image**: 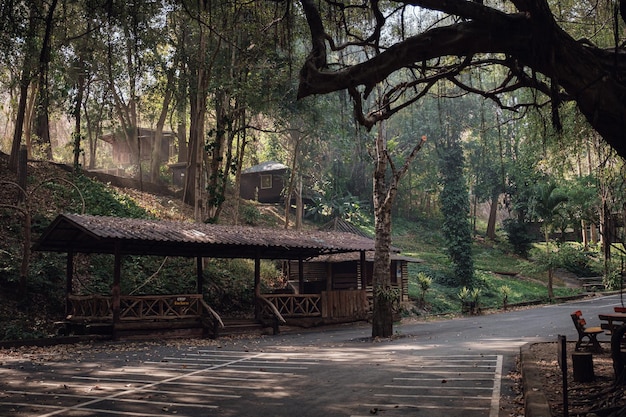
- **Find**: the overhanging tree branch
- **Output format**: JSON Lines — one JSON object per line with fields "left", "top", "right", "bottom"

{"left": 297, "top": 0, "right": 626, "bottom": 158}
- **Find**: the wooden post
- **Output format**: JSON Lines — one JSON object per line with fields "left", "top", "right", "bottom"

{"left": 558, "top": 335, "right": 568, "bottom": 417}
{"left": 66, "top": 251, "right": 74, "bottom": 317}
{"left": 572, "top": 352, "right": 594, "bottom": 382}
{"left": 112, "top": 243, "right": 122, "bottom": 338}
{"left": 298, "top": 258, "right": 304, "bottom": 293}
{"left": 196, "top": 256, "right": 203, "bottom": 294}
{"left": 326, "top": 262, "right": 332, "bottom": 292}
{"left": 360, "top": 251, "right": 367, "bottom": 290}
{"left": 254, "top": 252, "right": 261, "bottom": 320}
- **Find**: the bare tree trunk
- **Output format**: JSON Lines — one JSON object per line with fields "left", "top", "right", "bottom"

{"left": 10, "top": 70, "right": 31, "bottom": 172}
{"left": 284, "top": 128, "right": 303, "bottom": 229}
{"left": 295, "top": 177, "right": 303, "bottom": 230}
{"left": 486, "top": 193, "right": 498, "bottom": 239}
{"left": 232, "top": 111, "right": 247, "bottom": 225}
{"left": 150, "top": 70, "right": 174, "bottom": 184}
{"left": 72, "top": 53, "right": 86, "bottom": 172}
{"left": 9, "top": 5, "right": 38, "bottom": 172}
{"left": 545, "top": 229, "right": 554, "bottom": 300}
{"left": 24, "top": 83, "right": 38, "bottom": 156}
{"left": 371, "top": 122, "right": 427, "bottom": 338}
{"left": 371, "top": 122, "right": 394, "bottom": 338}
{"left": 34, "top": 0, "right": 58, "bottom": 161}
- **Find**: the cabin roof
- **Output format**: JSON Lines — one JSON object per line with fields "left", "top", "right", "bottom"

{"left": 306, "top": 252, "right": 422, "bottom": 263}
{"left": 241, "top": 161, "right": 288, "bottom": 174}
{"left": 33, "top": 214, "right": 386, "bottom": 260}
{"left": 100, "top": 127, "right": 176, "bottom": 144}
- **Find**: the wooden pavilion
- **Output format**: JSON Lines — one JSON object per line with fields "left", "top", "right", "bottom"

{"left": 33, "top": 213, "right": 386, "bottom": 339}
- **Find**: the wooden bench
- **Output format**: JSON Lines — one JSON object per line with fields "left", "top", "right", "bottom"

{"left": 571, "top": 310, "right": 603, "bottom": 352}
{"left": 579, "top": 277, "right": 605, "bottom": 292}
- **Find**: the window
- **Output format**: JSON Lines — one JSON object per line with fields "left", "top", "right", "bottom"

{"left": 260, "top": 174, "right": 272, "bottom": 189}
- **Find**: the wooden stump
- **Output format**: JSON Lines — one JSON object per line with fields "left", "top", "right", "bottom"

{"left": 572, "top": 352, "right": 595, "bottom": 382}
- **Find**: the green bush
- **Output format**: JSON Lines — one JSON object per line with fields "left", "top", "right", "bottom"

{"left": 241, "top": 205, "right": 261, "bottom": 226}
{"left": 202, "top": 259, "right": 283, "bottom": 315}
{"left": 555, "top": 244, "right": 601, "bottom": 277}
{"left": 502, "top": 219, "right": 533, "bottom": 258}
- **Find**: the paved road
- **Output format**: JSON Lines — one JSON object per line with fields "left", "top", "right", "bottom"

{"left": 1, "top": 294, "right": 623, "bottom": 417}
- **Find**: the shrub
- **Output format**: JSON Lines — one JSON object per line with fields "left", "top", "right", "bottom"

{"left": 416, "top": 272, "right": 432, "bottom": 307}
{"left": 502, "top": 218, "right": 533, "bottom": 258}
{"left": 241, "top": 205, "right": 261, "bottom": 226}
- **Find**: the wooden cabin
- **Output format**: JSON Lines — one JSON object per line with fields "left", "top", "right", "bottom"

{"left": 240, "top": 161, "right": 288, "bottom": 203}
{"left": 100, "top": 127, "right": 175, "bottom": 173}
{"left": 287, "top": 252, "right": 421, "bottom": 303}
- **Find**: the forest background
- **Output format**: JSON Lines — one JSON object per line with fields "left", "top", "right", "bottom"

{"left": 1, "top": 0, "right": 626, "bottom": 340}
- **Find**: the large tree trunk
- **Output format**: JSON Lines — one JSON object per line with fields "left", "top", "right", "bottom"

{"left": 150, "top": 70, "right": 174, "bottom": 184}
{"left": 371, "top": 123, "right": 394, "bottom": 338}
{"left": 9, "top": 4, "right": 38, "bottom": 172}
{"left": 486, "top": 193, "right": 499, "bottom": 240}
{"left": 72, "top": 55, "right": 86, "bottom": 172}
{"left": 34, "top": 0, "right": 57, "bottom": 161}
{"left": 284, "top": 128, "right": 303, "bottom": 230}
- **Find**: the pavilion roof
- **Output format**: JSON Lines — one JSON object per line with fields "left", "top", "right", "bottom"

{"left": 33, "top": 213, "right": 390, "bottom": 260}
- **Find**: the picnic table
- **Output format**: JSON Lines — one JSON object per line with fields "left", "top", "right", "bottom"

{"left": 599, "top": 312, "right": 626, "bottom": 334}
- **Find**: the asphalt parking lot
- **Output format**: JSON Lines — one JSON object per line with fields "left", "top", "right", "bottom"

{"left": 0, "top": 335, "right": 504, "bottom": 417}
{"left": 4, "top": 293, "right": 623, "bottom": 417}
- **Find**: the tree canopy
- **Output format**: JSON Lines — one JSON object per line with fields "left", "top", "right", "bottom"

{"left": 297, "top": 0, "right": 626, "bottom": 159}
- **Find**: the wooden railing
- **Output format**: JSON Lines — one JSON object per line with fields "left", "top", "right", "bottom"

{"left": 261, "top": 291, "right": 369, "bottom": 319}
{"left": 119, "top": 294, "right": 205, "bottom": 320}
{"left": 260, "top": 294, "right": 322, "bottom": 317}
{"left": 258, "top": 297, "right": 287, "bottom": 324}
{"left": 66, "top": 294, "right": 223, "bottom": 325}
{"left": 67, "top": 294, "right": 113, "bottom": 320}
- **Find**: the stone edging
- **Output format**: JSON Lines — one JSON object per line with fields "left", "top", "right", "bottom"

{"left": 521, "top": 343, "right": 552, "bottom": 417}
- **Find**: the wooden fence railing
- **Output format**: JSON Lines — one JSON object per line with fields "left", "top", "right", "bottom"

{"left": 67, "top": 294, "right": 112, "bottom": 320}
{"left": 260, "top": 294, "right": 322, "bottom": 317}
{"left": 261, "top": 290, "right": 369, "bottom": 319}
{"left": 67, "top": 294, "right": 221, "bottom": 322}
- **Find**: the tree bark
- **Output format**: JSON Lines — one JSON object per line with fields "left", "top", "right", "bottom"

{"left": 72, "top": 54, "right": 86, "bottom": 172}
{"left": 486, "top": 193, "right": 499, "bottom": 240}
{"left": 34, "top": 0, "right": 58, "bottom": 161}
{"left": 150, "top": 70, "right": 174, "bottom": 184}
{"left": 371, "top": 122, "right": 394, "bottom": 338}
{"left": 9, "top": 3, "right": 38, "bottom": 172}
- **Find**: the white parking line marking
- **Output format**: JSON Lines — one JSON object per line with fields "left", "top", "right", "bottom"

{"left": 0, "top": 403, "right": 171, "bottom": 417}
{"left": 5, "top": 390, "right": 219, "bottom": 409}
{"left": 367, "top": 354, "right": 503, "bottom": 416}
{"left": 36, "top": 352, "right": 265, "bottom": 417}
{"left": 73, "top": 375, "right": 263, "bottom": 390}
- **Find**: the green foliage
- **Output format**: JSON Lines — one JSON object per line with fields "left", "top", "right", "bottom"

{"left": 241, "top": 204, "right": 261, "bottom": 226}
{"left": 502, "top": 218, "right": 534, "bottom": 258}
{"left": 556, "top": 244, "right": 602, "bottom": 277}
{"left": 203, "top": 259, "right": 283, "bottom": 315}
{"left": 522, "top": 243, "right": 602, "bottom": 278}
{"left": 74, "top": 175, "right": 150, "bottom": 218}
{"left": 500, "top": 284, "right": 511, "bottom": 308}
{"left": 439, "top": 141, "right": 474, "bottom": 287}
{"left": 457, "top": 286, "right": 471, "bottom": 302}
{"left": 416, "top": 272, "right": 432, "bottom": 307}
{"left": 2, "top": 321, "right": 46, "bottom": 341}
{"left": 306, "top": 190, "right": 366, "bottom": 223}
{"left": 603, "top": 260, "right": 623, "bottom": 291}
